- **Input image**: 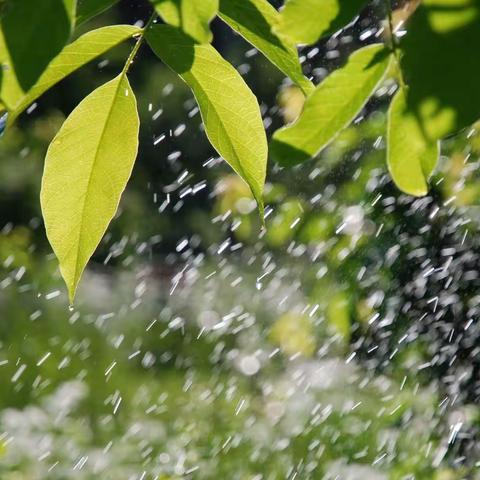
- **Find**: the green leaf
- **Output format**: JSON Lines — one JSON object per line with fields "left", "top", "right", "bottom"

{"left": 400, "top": 0, "right": 480, "bottom": 140}
{"left": 271, "top": 44, "right": 391, "bottom": 167}
{"left": 76, "top": 0, "right": 120, "bottom": 24}
{"left": 146, "top": 24, "right": 267, "bottom": 212}
{"left": 274, "top": 0, "right": 366, "bottom": 46}
{"left": 218, "top": 0, "right": 313, "bottom": 95}
{"left": 152, "top": 0, "right": 219, "bottom": 43}
{"left": 41, "top": 73, "right": 139, "bottom": 303}
{"left": 0, "top": 0, "right": 76, "bottom": 109}
{"left": 10, "top": 25, "right": 141, "bottom": 123}
{"left": 387, "top": 87, "right": 439, "bottom": 197}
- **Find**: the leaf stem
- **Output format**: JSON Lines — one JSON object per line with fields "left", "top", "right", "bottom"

{"left": 385, "top": 0, "right": 396, "bottom": 48}
{"left": 383, "top": 0, "right": 406, "bottom": 89}
{"left": 122, "top": 12, "right": 157, "bottom": 75}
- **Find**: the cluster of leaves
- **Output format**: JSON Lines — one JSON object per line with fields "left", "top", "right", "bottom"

{"left": 0, "top": 0, "right": 479, "bottom": 301}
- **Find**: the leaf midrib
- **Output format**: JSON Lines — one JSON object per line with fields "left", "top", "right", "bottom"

{"left": 188, "top": 73, "right": 263, "bottom": 202}
{"left": 71, "top": 73, "right": 125, "bottom": 291}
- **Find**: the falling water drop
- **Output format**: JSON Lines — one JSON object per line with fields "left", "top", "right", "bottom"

{"left": 0, "top": 112, "right": 8, "bottom": 137}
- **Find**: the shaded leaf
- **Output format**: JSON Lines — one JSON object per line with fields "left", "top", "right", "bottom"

{"left": 274, "top": 0, "right": 365, "bottom": 45}
{"left": 41, "top": 74, "right": 139, "bottom": 303}
{"left": 271, "top": 44, "right": 390, "bottom": 167}
{"left": 387, "top": 87, "right": 439, "bottom": 196}
{"left": 76, "top": 0, "right": 120, "bottom": 24}
{"left": 400, "top": 0, "right": 480, "bottom": 140}
{"left": 146, "top": 24, "right": 267, "bottom": 212}
{"left": 152, "top": 0, "right": 218, "bottom": 43}
{"left": 218, "top": 0, "right": 313, "bottom": 95}
{"left": 0, "top": 0, "right": 75, "bottom": 108}
{"left": 10, "top": 25, "right": 141, "bottom": 123}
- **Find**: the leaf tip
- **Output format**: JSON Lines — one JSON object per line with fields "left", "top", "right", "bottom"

{"left": 67, "top": 281, "right": 78, "bottom": 307}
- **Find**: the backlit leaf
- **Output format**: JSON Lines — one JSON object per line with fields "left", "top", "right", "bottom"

{"left": 218, "top": 0, "right": 313, "bottom": 95}
{"left": 146, "top": 24, "right": 267, "bottom": 212}
{"left": 41, "top": 74, "right": 139, "bottom": 303}
{"left": 0, "top": 0, "right": 76, "bottom": 109}
{"left": 152, "top": 0, "right": 219, "bottom": 43}
{"left": 387, "top": 87, "right": 439, "bottom": 196}
{"left": 274, "top": 0, "right": 366, "bottom": 46}
{"left": 400, "top": 0, "right": 480, "bottom": 140}
{"left": 271, "top": 44, "right": 391, "bottom": 167}
{"left": 10, "top": 25, "right": 141, "bottom": 123}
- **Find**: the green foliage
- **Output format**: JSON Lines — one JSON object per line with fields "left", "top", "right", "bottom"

{"left": 152, "top": 0, "right": 219, "bottom": 43}
{"left": 10, "top": 25, "right": 141, "bottom": 123}
{"left": 218, "top": 0, "right": 314, "bottom": 95}
{"left": 271, "top": 44, "right": 391, "bottom": 166}
{"left": 400, "top": 0, "right": 480, "bottom": 140}
{"left": 387, "top": 86, "right": 439, "bottom": 196}
{"left": 40, "top": 74, "right": 139, "bottom": 303}
{"left": 2, "top": 0, "right": 480, "bottom": 298}
{"left": 3, "top": 44, "right": 480, "bottom": 474}
{"left": 76, "top": 0, "right": 120, "bottom": 24}
{"left": 0, "top": 243, "right": 443, "bottom": 478}
{"left": 146, "top": 24, "right": 267, "bottom": 214}
{"left": 0, "top": 0, "right": 75, "bottom": 108}
{"left": 274, "top": 0, "right": 366, "bottom": 45}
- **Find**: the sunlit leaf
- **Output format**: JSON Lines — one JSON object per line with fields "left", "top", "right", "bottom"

{"left": 387, "top": 86, "right": 439, "bottom": 196}
{"left": 152, "top": 0, "right": 219, "bottom": 43}
{"left": 10, "top": 25, "right": 141, "bottom": 123}
{"left": 218, "top": 0, "right": 313, "bottom": 95}
{"left": 41, "top": 74, "right": 139, "bottom": 303}
{"left": 76, "top": 0, "right": 120, "bottom": 24}
{"left": 271, "top": 44, "right": 391, "bottom": 167}
{"left": 146, "top": 24, "right": 267, "bottom": 212}
{"left": 0, "top": 0, "right": 76, "bottom": 109}
{"left": 274, "top": 0, "right": 365, "bottom": 45}
{"left": 400, "top": 0, "right": 480, "bottom": 140}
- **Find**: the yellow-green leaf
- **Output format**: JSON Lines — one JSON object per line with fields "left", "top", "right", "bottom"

{"left": 41, "top": 73, "right": 139, "bottom": 303}
{"left": 274, "top": 0, "right": 366, "bottom": 46}
{"left": 10, "top": 25, "right": 141, "bottom": 124}
{"left": 146, "top": 24, "right": 267, "bottom": 212}
{"left": 218, "top": 0, "right": 313, "bottom": 95}
{"left": 271, "top": 45, "right": 391, "bottom": 167}
{"left": 387, "top": 87, "right": 439, "bottom": 196}
{"left": 152, "top": 0, "right": 218, "bottom": 43}
{"left": 0, "top": 0, "right": 76, "bottom": 109}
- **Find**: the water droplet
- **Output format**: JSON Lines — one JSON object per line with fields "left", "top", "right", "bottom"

{"left": 239, "top": 355, "right": 260, "bottom": 376}
{"left": 0, "top": 111, "right": 8, "bottom": 137}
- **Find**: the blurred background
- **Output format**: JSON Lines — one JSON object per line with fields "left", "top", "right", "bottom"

{"left": 1, "top": 0, "right": 480, "bottom": 478}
